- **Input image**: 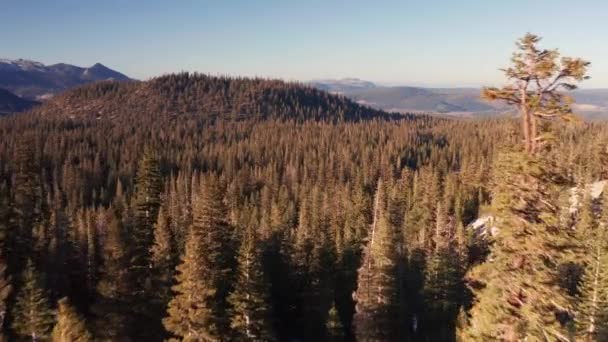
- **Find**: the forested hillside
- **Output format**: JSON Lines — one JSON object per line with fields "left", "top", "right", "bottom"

{"left": 0, "top": 70, "right": 608, "bottom": 341}
{"left": 33, "top": 73, "right": 398, "bottom": 122}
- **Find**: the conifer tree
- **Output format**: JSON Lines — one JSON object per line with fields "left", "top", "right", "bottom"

{"left": 51, "top": 297, "right": 92, "bottom": 342}
{"left": 11, "top": 138, "right": 45, "bottom": 269}
{"left": 353, "top": 180, "right": 400, "bottom": 341}
{"left": 466, "top": 152, "right": 579, "bottom": 341}
{"left": 482, "top": 33, "right": 590, "bottom": 154}
{"left": 164, "top": 177, "right": 233, "bottom": 340}
{"left": 575, "top": 193, "right": 608, "bottom": 341}
{"left": 575, "top": 228, "right": 608, "bottom": 341}
{"left": 326, "top": 302, "right": 345, "bottom": 341}
{"left": 11, "top": 260, "right": 54, "bottom": 341}
{"left": 0, "top": 183, "right": 11, "bottom": 342}
{"left": 423, "top": 246, "right": 463, "bottom": 340}
{"left": 0, "top": 257, "right": 11, "bottom": 342}
{"left": 131, "top": 148, "right": 163, "bottom": 289}
{"left": 150, "top": 208, "right": 177, "bottom": 303}
{"left": 227, "top": 225, "right": 275, "bottom": 341}
{"left": 91, "top": 209, "right": 132, "bottom": 340}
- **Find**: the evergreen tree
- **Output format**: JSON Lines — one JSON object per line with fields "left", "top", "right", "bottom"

{"left": 482, "top": 33, "right": 591, "bottom": 154}
{"left": 11, "top": 260, "right": 54, "bottom": 341}
{"left": 326, "top": 302, "right": 345, "bottom": 341}
{"left": 0, "top": 257, "right": 11, "bottom": 342}
{"left": 422, "top": 247, "right": 463, "bottom": 340}
{"left": 164, "top": 177, "right": 233, "bottom": 341}
{"left": 227, "top": 225, "right": 275, "bottom": 341}
{"left": 353, "top": 180, "right": 400, "bottom": 341}
{"left": 0, "top": 183, "right": 11, "bottom": 342}
{"left": 466, "top": 152, "right": 579, "bottom": 341}
{"left": 91, "top": 209, "right": 132, "bottom": 340}
{"left": 575, "top": 194, "right": 608, "bottom": 341}
{"left": 575, "top": 228, "right": 608, "bottom": 341}
{"left": 131, "top": 148, "right": 163, "bottom": 289}
{"left": 51, "top": 297, "right": 92, "bottom": 342}
{"left": 11, "top": 138, "right": 45, "bottom": 270}
{"left": 150, "top": 208, "right": 177, "bottom": 303}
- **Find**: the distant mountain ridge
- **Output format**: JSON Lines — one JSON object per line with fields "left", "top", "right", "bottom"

{"left": 0, "top": 58, "right": 132, "bottom": 100}
{"left": 0, "top": 88, "right": 38, "bottom": 115}
{"left": 309, "top": 78, "right": 376, "bottom": 93}
{"left": 310, "top": 79, "right": 608, "bottom": 120}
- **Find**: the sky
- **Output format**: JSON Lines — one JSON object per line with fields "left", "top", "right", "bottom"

{"left": 2, "top": 0, "right": 607, "bottom": 87}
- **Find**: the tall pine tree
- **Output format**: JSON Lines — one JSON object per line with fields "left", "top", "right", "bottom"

{"left": 227, "top": 225, "right": 275, "bottom": 341}
{"left": 51, "top": 297, "right": 92, "bottom": 342}
{"left": 11, "top": 260, "right": 54, "bottom": 341}
{"left": 164, "top": 176, "right": 233, "bottom": 340}
{"left": 353, "top": 180, "right": 401, "bottom": 341}
{"left": 466, "top": 152, "right": 579, "bottom": 341}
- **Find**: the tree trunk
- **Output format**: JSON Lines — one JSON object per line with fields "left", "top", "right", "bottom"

{"left": 531, "top": 115, "right": 538, "bottom": 154}
{"left": 521, "top": 106, "right": 532, "bottom": 154}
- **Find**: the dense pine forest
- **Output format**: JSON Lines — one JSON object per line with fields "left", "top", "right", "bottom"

{"left": 1, "top": 37, "right": 608, "bottom": 340}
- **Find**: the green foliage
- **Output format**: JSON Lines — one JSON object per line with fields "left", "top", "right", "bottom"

{"left": 131, "top": 149, "right": 163, "bottom": 285}
{"left": 482, "top": 33, "right": 591, "bottom": 154}
{"left": 353, "top": 181, "right": 401, "bottom": 341}
{"left": 163, "top": 177, "right": 233, "bottom": 341}
{"left": 0, "top": 71, "right": 605, "bottom": 340}
{"left": 91, "top": 209, "right": 133, "bottom": 340}
{"left": 52, "top": 297, "right": 92, "bottom": 342}
{"left": 466, "top": 151, "right": 580, "bottom": 341}
{"left": 575, "top": 229, "right": 608, "bottom": 341}
{"left": 326, "top": 302, "right": 345, "bottom": 341}
{"left": 0, "top": 256, "right": 11, "bottom": 341}
{"left": 11, "top": 260, "right": 54, "bottom": 341}
{"left": 150, "top": 207, "right": 178, "bottom": 303}
{"left": 227, "top": 226, "right": 275, "bottom": 341}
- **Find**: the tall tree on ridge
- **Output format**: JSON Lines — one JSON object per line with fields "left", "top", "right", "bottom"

{"left": 482, "top": 33, "right": 590, "bottom": 154}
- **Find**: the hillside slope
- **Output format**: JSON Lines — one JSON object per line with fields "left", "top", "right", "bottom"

{"left": 32, "top": 73, "right": 404, "bottom": 122}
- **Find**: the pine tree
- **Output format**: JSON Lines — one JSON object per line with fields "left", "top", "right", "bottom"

{"left": 0, "top": 183, "right": 11, "bottom": 342}
{"left": 0, "top": 257, "right": 11, "bottom": 342}
{"left": 423, "top": 247, "right": 463, "bottom": 340}
{"left": 164, "top": 177, "right": 233, "bottom": 341}
{"left": 11, "top": 260, "right": 54, "bottom": 341}
{"left": 482, "top": 33, "right": 590, "bottom": 154}
{"left": 11, "top": 138, "right": 45, "bottom": 269}
{"left": 150, "top": 208, "right": 177, "bottom": 303}
{"left": 326, "top": 302, "right": 345, "bottom": 341}
{"left": 575, "top": 193, "right": 608, "bottom": 341}
{"left": 575, "top": 229, "right": 608, "bottom": 341}
{"left": 466, "top": 152, "right": 580, "bottom": 341}
{"left": 353, "top": 180, "right": 400, "bottom": 341}
{"left": 227, "top": 226, "right": 275, "bottom": 341}
{"left": 51, "top": 297, "right": 92, "bottom": 342}
{"left": 131, "top": 148, "right": 163, "bottom": 290}
{"left": 91, "top": 208, "right": 132, "bottom": 340}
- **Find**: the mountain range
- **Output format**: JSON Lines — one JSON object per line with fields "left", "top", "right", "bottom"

{"left": 0, "top": 88, "right": 39, "bottom": 115}
{"left": 310, "top": 78, "right": 608, "bottom": 120}
{"left": 0, "top": 58, "right": 131, "bottom": 101}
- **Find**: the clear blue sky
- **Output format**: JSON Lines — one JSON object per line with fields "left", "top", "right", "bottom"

{"left": 3, "top": 0, "right": 607, "bottom": 87}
